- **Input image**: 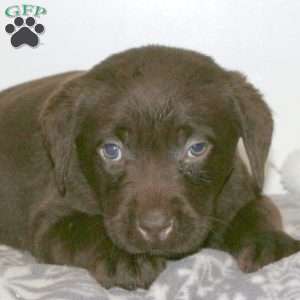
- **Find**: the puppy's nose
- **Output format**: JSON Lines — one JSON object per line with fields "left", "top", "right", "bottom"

{"left": 137, "top": 210, "right": 174, "bottom": 241}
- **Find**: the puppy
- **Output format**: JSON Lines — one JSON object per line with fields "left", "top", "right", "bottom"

{"left": 0, "top": 46, "right": 299, "bottom": 290}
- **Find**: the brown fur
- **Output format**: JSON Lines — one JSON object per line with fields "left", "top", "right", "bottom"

{"left": 0, "top": 46, "right": 298, "bottom": 290}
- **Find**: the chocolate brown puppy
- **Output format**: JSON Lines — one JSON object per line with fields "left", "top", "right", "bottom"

{"left": 0, "top": 46, "right": 299, "bottom": 289}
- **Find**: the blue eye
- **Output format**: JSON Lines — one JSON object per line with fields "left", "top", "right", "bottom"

{"left": 187, "top": 142, "right": 208, "bottom": 158}
{"left": 100, "top": 143, "right": 122, "bottom": 160}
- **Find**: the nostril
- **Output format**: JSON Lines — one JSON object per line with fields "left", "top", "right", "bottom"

{"left": 136, "top": 211, "right": 174, "bottom": 241}
{"left": 137, "top": 222, "right": 151, "bottom": 241}
{"left": 159, "top": 218, "right": 174, "bottom": 240}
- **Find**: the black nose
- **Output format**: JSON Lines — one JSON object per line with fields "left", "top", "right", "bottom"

{"left": 137, "top": 210, "right": 174, "bottom": 241}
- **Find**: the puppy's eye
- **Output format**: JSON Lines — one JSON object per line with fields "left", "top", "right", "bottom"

{"left": 187, "top": 142, "right": 208, "bottom": 158}
{"left": 100, "top": 143, "right": 122, "bottom": 161}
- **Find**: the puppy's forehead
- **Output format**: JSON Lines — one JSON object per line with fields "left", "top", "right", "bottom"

{"left": 110, "top": 82, "right": 231, "bottom": 132}
{"left": 98, "top": 84, "right": 233, "bottom": 148}
{"left": 89, "top": 46, "right": 234, "bottom": 138}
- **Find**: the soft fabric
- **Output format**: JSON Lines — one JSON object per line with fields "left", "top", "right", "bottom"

{"left": 0, "top": 152, "right": 299, "bottom": 300}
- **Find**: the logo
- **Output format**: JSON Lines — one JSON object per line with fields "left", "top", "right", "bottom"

{"left": 4, "top": 4, "right": 47, "bottom": 48}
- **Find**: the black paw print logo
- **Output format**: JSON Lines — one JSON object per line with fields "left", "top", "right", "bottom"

{"left": 5, "top": 17, "right": 45, "bottom": 48}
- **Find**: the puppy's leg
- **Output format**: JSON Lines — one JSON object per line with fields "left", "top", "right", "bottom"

{"left": 223, "top": 197, "right": 300, "bottom": 272}
{"left": 30, "top": 208, "right": 165, "bottom": 290}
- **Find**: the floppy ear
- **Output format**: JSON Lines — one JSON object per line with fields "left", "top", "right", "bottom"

{"left": 229, "top": 71, "right": 273, "bottom": 192}
{"left": 39, "top": 74, "right": 84, "bottom": 195}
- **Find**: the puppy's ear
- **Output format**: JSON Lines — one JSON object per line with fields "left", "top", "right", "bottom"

{"left": 39, "top": 74, "right": 84, "bottom": 195}
{"left": 230, "top": 72, "right": 273, "bottom": 192}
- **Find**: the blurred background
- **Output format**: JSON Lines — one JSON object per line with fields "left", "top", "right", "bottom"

{"left": 1, "top": 0, "right": 299, "bottom": 193}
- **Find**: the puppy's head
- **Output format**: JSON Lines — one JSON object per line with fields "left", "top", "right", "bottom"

{"left": 40, "top": 46, "right": 273, "bottom": 257}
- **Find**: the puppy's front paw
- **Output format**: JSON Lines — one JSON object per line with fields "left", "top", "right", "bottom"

{"left": 94, "top": 253, "right": 166, "bottom": 290}
{"left": 236, "top": 231, "right": 300, "bottom": 273}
